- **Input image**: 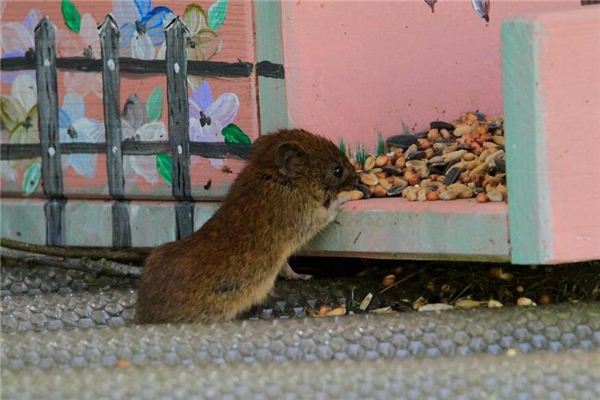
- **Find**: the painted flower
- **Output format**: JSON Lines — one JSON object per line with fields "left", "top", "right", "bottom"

{"left": 121, "top": 90, "right": 167, "bottom": 184}
{"left": 0, "top": 8, "right": 42, "bottom": 83}
{"left": 0, "top": 74, "right": 37, "bottom": 140}
{"left": 156, "top": 4, "right": 223, "bottom": 87}
{"left": 156, "top": 4, "right": 222, "bottom": 61}
{"left": 113, "top": 0, "right": 175, "bottom": 60}
{"left": 188, "top": 81, "right": 239, "bottom": 168}
{"left": 0, "top": 73, "right": 39, "bottom": 190}
{"left": 58, "top": 93, "right": 104, "bottom": 178}
{"left": 57, "top": 12, "right": 103, "bottom": 97}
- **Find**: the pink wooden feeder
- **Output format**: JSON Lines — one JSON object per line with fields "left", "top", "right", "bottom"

{"left": 1, "top": 0, "right": 599, "bottom": 264}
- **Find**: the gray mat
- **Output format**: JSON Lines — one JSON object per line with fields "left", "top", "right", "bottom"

{"left": 2, "top": 350, "right": 599, "bottom": 400}
{"left": 3, "top": 302, "right": 599, "bottom": 370}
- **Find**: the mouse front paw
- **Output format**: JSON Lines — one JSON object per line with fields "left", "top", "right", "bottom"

{"left": 279, "top": 262, "right": 313, "bottom": 280}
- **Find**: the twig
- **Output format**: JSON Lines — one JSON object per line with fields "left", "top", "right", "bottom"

{"left": 1, "top": 247, "right": 142, "bottom": 278}
{"left": 0, "top": 237, "right": 148, "bottom": 263}
{"left": 378, "top": 270, "right": 421, "bottom": 294}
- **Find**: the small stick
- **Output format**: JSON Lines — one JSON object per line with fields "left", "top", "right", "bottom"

{"left": 0, "top": 237, "right": 148, "bottom": 263}
{"left": 1, "top": 247, "right": 142, "bottom": 278}
{"left": 378, "top": 270, "right": 420, "bottom": 294}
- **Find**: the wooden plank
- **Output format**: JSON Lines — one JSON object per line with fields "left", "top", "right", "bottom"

{"left": 111, "top": 202, "right": 132, "bottom": 248}
{"left": 44, "top": 199, "right": 66, "bottom": 246}
{"left": 99, "top": 15, "right": 125, "bottom": 199}
{"left": 34, "top": 17, "right": 62, "bottom": 198}
{"left": 65, "top": 201, "right": 113, "bottom": 247}
{"left": 0, "top": 198, "right": 510, "bottom": 261}
{"left": 502, "top": 18, "right": 551, "bottom": 264}
{"left": 165, "top": 18, "right": 192, "bottom": 200}
{"left": 303, "top": 199, "right": 510, "bottom": 262}
{"left": 0, "top": 199, "right": 46, "bottom": 246}
{"left": 502, "top": 7, "right": 600, "bottom": 264}
{"left": 99, "top": 15, "right": 131, "bottom": 248}
{"left": 175, "top": 202, "right": 194, "bottom": 240}
{"left": 254, "top": 0, "right": 289, "bottom": 134}
{"left": 129, "top": 201, "right": 176, "bottom": 248}
{"left": 537, "top": 7, "right": 600, "bottom": 263}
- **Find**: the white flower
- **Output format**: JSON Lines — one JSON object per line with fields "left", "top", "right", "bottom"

{"left": 120, "top": 94, "right": 167, "bottom": 184}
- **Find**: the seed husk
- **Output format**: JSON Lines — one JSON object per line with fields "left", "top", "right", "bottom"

{"left": 382, "top": 166, "right": 403, "bottom": 176}
{"left": 353, "top": 183, "right": 371, "bottom": 199}
{"left": 443, "top": 167, "right": 464, "bottom": 185}
{"left": 387, "top": 184, "right": 406, "bottom": 197}
{"left": 430, "top": 121, "right": 455, "bottom": 131}
{"left": 387, "top": 134, "right": 417, "bottom": 150}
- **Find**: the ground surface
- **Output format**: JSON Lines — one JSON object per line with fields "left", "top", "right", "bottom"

{"left": 282, "top": 257, "right": 600, "bottom": 315}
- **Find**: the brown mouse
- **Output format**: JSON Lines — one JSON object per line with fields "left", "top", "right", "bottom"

{"left": 135, "top": 128, "right": 358, "bottom": 323}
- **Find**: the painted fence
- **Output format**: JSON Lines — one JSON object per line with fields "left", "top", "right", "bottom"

{"left": 0, "top": 14, "right": 273, "bottom": 247}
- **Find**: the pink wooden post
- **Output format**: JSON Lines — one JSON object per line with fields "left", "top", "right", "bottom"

{"left": 503, "top": 6, "right": 600, "bottom": 264}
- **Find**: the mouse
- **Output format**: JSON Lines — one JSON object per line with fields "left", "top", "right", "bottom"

{"left": 135, "top": 128, "right": 358, "bottom": 323}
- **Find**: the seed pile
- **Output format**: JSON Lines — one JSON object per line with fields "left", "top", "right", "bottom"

{"left": 345, "top": 113, "right": 507, "bottom": 203}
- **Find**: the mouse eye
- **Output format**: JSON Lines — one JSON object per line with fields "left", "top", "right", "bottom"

{"left": 333, "top": 165, "right": 344, "bottom": 178}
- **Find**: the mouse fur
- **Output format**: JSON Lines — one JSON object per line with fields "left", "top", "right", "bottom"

{"left": 135, "top": 129, "right": 358, "bottom": 323}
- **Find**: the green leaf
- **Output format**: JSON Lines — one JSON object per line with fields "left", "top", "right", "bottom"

{"left": 156, "top": 152, "right": 173, "bottom": 185}
{"left": 208, "top": 0, "right": 228, "bottom": 30}
{"left": 376, "top": 132, "right": 385, "bottom": 156}
{"left": 146, "top": 87, "right": 163, "bottom": 123}
{"left": 22, "top": 161, "right": 42, "bottom": 196}
{"left": 401, "top": 120, "right": 411, "bottom": 135}
{"left": 61, "top": 0, "right": 81, "bottom": 33}
{"left": 338, "top": 138, "right": 346, "bottom": 156}
{"left": 222, "top": 123, "right": 251, "bottom": 144}
{"left": 356, "top": 144, "right": 367, "bottom": 166}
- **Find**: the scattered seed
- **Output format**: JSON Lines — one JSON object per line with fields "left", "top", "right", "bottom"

{"left": 426, "top": 191, "right": 439, "bottom": 201}
{"left": 373, "top": 185, "right": 388, "bottom": 197}
{"left": 317, "top": 305, "right": 331, "bottom": 316}
{"left": 382, "top": 274, "right": 396, "bottom": 287}
{"left": 418, "top": 303, "right": 454, "bottom": 312}
{"left": 371, "top": 306, "right": 394, "bottom": 314}
{"left": 455, "top": 298, "right": 487, "bottom": 309}
{"left": 412, "top": 296, "right": 428, "bottom": 310}
{"left": 487, "top": 299, "right": 503, "bottom": 308}
{"left": 538, "top": 293, "right": 551, "bottom": 305}
{"left": 476, "top": 193, "right": 489, "bottom": 203}
{"left": 326, "top": 306, "right": 346, "bottom": 316}
{"left": 517, "top": 297, "right": 536, "bottom": 307}
{"left": 489, "top": 267, "right": 513, "bottom": 282}
{"left": 359, "top": 293, "right": 373, "bottom": 311}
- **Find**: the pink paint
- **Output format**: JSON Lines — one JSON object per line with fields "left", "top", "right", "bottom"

{"left": 536, "top": 7, "right": 600, "bottom": 262}
{"left": 281, "top": 0, "right": 580, "bottom": 152}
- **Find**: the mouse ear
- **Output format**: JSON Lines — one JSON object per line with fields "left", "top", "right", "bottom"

{"left": 276, "top": 141, "right": 307, "bottom": 177}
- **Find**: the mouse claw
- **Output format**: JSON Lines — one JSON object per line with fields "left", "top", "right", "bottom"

{"left": 279, "top": 262, "right": 313, "bottom": 280}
